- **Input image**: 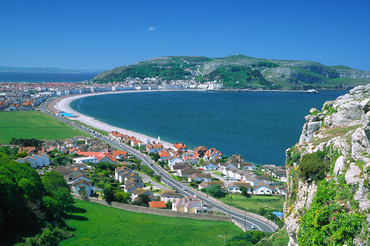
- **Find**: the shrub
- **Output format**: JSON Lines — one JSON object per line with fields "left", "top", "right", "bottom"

{"left": 298, "top": 151, "right": 329, "bottom": 182}
{"left": 226, "top": 231, "right": 268, "bottom": 246}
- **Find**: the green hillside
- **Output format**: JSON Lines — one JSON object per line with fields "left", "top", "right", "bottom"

{"left": 60, "top": 199, "right": 242, "bottom": 246}
{"left": 92, "top": 55, "right": 370, "bottom": 90}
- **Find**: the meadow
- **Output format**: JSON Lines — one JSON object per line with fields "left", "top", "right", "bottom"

{"left": 0, "top": 111, "right": 88, "bottom": 143}
{"left": 220, "top": 194, "right": 285, "bottom": 214}
{"left": 60, "top": 199, "right": 242, "bottom": 246}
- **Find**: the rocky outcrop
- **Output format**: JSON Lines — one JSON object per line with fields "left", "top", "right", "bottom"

{"left": 285, "top": 84, "right": 370, "bottom": 246}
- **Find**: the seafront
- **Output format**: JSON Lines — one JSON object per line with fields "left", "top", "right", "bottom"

{"left": 52, "top": 90, "right": 177, "bottom": 149}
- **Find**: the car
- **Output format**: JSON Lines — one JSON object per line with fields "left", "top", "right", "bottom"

{"left": 251, "top": 224, "right": 257, "bottom": 229}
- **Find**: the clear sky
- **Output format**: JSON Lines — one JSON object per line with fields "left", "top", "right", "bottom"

{"left": 0, "top": 0, "right": 369, "bottom": 71}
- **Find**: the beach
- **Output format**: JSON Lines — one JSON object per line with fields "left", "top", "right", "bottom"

{"left": 53, "top": 90, "right": 176, "bottom": 149}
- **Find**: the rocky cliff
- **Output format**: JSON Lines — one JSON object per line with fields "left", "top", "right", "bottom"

{"left": 284, "top": 84, "right": 370, "bottom": 245}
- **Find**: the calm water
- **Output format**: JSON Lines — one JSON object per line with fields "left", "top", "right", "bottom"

{"left": 71, "top": 90, "right": 347, "bottom": 165}
{"left": 0, "top": 72, "right": 98, "bottom": 82}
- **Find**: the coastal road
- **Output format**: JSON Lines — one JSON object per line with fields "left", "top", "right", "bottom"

{"left": 40, "top": 98, "right": 278, "bottom": 233}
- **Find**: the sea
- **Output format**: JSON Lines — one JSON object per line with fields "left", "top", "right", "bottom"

{"left": 0, "top": 72, "right": 98, "bottom": 82}
{"left": 70, "top": 90, "right": 347, "bottom": 166}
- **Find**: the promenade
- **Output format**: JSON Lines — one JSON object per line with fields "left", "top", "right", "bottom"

{"left": 52, "top": 90, "right": 175, "bottom": 149}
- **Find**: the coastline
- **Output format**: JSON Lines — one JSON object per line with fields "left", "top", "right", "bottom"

{"left": 53, "top": 90, "right": 189, "bottom": 149}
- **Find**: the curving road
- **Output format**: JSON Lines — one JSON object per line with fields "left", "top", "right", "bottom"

{"left": 40, "top": 97, "right": 278, "bottom": 233}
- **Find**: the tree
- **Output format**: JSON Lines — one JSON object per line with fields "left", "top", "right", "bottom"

{"left": 166, "top": 200, "right": 172, "bottom": 209}
{"left": 116, "top": 191, "right": 131, "bottom": 203}
{"left": 206, "top": 184, "right": 226, "bottom": 198}
{"left": 10, "top": 138, "right": 44, "bottom": 149}
{"left": 226, "top": 231, "right": 268, "bottom": 246}
{"left": 42, "top": 171, "right": 73, "bottom": 219}
{"left": 240, "top": 186, "right": 250, "bottom": 197}
{"left": 133, "top": 194, "right": 150, "bottom": 206}
{"left": 79, "top": 186, "right": 89, "bottom": 201}
{"left": 103, "top": 186, "right": 115, "bottom": 202}
{"left": 153, "top": 175, "right": 161, "bottom": 182}
{"left": 42, "top": 171, "right": 69, "bottom": 194}
{"left": 15, "top": 151, "right": 28, "bottom": 158}
{"left": 149, "top": 153, "right": 160, "bottom": 162}
{"left": 96, "top": 161, "right": 116, "bottom": 171}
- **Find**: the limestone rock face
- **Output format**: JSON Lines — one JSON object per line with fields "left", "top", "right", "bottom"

{"left": 285, "top": 179, "right": 317, "bottom": 246}
{"left": 299, "top": 121, "right": 321, "bottom": 143}
{"left": 285, "top": 84, "right": 370, "bottom": 246}
{"left": 352, "top": 128, "right": 370, "bottom": 161}
{"left": 345, "top": 163, "right": 363, "bottom": 185}
{"left": 324, "top": 84, "right": 370, "bottom": 127}
{"left": 333, "top": 155, "right": 345, "bottom": 176}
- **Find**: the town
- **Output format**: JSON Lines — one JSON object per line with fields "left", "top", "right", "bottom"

{"left": 0, "top": 80, "right": 223, "bottom": 111}
{"left": 3, "top": 125, "right": 286, "bottom": 220}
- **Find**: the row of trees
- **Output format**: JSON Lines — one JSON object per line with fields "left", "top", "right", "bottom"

{"left": 10, "top": 138, "right": 44, "bottom": 149}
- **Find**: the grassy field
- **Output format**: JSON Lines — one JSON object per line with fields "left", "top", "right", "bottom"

{"left": 0, "top": 111, "right": 88, "bottom": 143}
{"left": 61, "top": 199, "right": 242, "bottom": 246}
{"left": 220, "top": 194, "right": 285, "bottom": 214}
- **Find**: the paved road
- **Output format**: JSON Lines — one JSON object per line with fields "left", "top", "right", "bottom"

{"left": 40, "top": 98, "right": 278, "bottom": 233}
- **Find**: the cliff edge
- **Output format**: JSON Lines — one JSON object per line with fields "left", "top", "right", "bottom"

{"left": 284, "top": 85, "right": 370, "bottom": 245}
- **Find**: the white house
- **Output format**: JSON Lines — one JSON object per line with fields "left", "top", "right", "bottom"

{"left": 73, "top": 156, "right": 98, "bottom": 164}
{"left": 238, "top": 162, "right": 256, "bottom": 171}
{"left": 159, "top": 149, "right": 171, "bottom": 161}
{"left": 188, "top": 173, "right": 213, "bottom": 183}
{"left": 168, "top": 156, "right": 182, "bottom": 167}
{"left": 200, "top": 161, "right": 218, "bottom": 171}
{"left": 227, "top": 182, "right": 251, "bottom": 193}
{"left": 146, "top": 143, "right": 164, "bottom": 153}
{"left": 253, "top": 181, "right": 274, "bottom": 195}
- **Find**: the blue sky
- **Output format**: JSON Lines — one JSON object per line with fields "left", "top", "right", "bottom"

{"left": 0, "top": 0, "right": 369, "bottom": 71}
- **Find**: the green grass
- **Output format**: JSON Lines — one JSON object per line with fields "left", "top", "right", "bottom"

{"left": 213, "top": 172, "right": 223, "bottom": 176}
{"left": 61, "top": 199, "right": 241, "bottom": 246}
{"left": 0, "top": 111, "right": 89, "bottom": 144}
{"left": 219, "top": 194, "right": 285, "bottom": 214}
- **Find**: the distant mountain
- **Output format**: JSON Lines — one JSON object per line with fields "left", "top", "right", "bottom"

{"left": 0, "top": 66, "right": 102, "bottom": 74}
{"left": 92, "top": 55, "right": 370, "bottom": 90}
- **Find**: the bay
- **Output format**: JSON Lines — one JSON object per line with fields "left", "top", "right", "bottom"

{"left": 71, "top": 90, "right": 347, "bottom": 165}
{"left": 0, "top": 72, "right": 98, "bottom": 82}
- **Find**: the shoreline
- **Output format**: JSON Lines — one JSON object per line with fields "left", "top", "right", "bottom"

{"left": 53, "top": 90, "right": 194, "bottom": 149}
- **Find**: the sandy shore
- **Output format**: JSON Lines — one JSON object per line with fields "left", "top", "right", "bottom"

{"left": 53, "top": 90, "right": 177, "bottom": 149}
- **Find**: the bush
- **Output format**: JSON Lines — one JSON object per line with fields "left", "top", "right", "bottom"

{"left": 204, "top": 184, "right": 226, "bottom": 198}
{"left": 226, "top": 231, "right": 268, "bottom": 246}
{"left": 153, "top": 175, "right": 161, "bottom": 182}
{"left": 298, "top": 151, "right": 329, "bottom": 182}
{"left": 23, "top": 225, "right": 74, "bottom": 246}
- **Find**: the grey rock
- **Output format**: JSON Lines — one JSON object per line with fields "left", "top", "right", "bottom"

{"left": 333, "top": 156, "right": 346, "bottom": 176}
{"left": 299, "top": 121, "right": 321, "bottom": 143}
{"left": 354, "top": 182, "right": 370, "bottom": 212}
{"left": 345, "top": 163, "right": 363, "bottom": 185}
{"left": 352, "top": 128, "right": 370, "bottom": 161}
